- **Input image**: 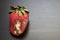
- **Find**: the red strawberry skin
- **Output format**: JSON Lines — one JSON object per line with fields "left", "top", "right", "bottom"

{"left": 20, "top": 17, "right": 28, "bottom": 32}
{"left": 20, "top": 23, "right": 25, "bottom": 32}
{"left": 10, "top": 24, "right": 15, "bottom": 33}
{"left": 19, "top": 15, "right": 24, "bottom": 22}
{"left": 9, "top": 12, "right": 19, "bottom": 34}
{"left": 9, "top": 12, "right": 19, "bottom": 25}
{"left": 23, "top": 13, "right": 29, "bottom": 19}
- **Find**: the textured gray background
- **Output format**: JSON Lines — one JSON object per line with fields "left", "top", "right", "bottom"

{"left": 1, "top": 0, "right": 60, "bottom": 40}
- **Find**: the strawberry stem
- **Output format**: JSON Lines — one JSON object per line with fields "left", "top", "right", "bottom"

{"left": 18, "top": 6, "right": 26, "bottom": 14}
{"left": 22, "top": 6, "right": 29, "bottom": 13}
{"left": 20, "top": 7, "right": 26, "bottom": 14}
{"left": 18, "top": 10, "right": 22, "bottom": 16}
{"left": 10, "top": 5, "right": 16, "bottom": 10}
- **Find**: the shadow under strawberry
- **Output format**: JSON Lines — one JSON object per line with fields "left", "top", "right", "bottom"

{"left": 10, "top": 20, "right": 30, "bottom": 39}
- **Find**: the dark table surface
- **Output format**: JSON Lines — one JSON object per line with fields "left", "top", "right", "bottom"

{"left": 1, "top": 0, "right": 60, "bottom": 40}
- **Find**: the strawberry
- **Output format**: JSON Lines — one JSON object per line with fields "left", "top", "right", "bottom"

{"left": 9, "top": 5, "right": 29, "bottom": 36}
